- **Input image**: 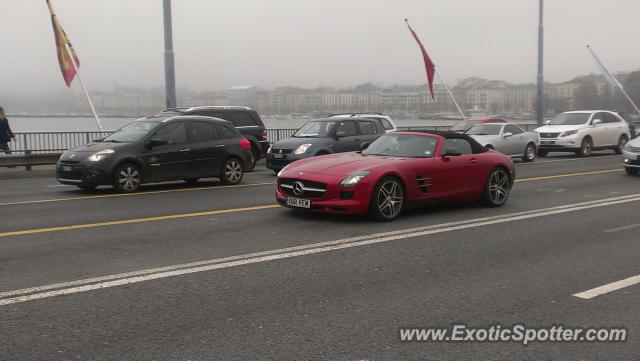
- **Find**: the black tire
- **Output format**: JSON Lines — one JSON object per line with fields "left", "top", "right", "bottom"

{"left": 577, "top": 137, "right": 593, "bottom": 157}
{"left": 76, "top": 185, "right": 97, "bottom": 191}
{"left": 245, "top": 149, "right": 257, "bottom": 172}
{"left": 220, "top": 158, "right": 244, "bottom": 185}
{"left": 615, "top": 135, "right": 628, "bottom": 155}
{"left": 626, "top": 167, "right": 639, "bottom": 176}
{"left": 537, "top": 149, "right": 548, "bottom": 157}
{"left": 481, "top": 167, "right": 511, "bottom": 207}
{"left": 183, "top": 178, "right": 200, "bottom": 184}
{"left": 113, "top": 163, "right": 142, "bottom": 193}
{"left": 523, "top": 143, "right": 536, "bottom": 162}
{"left": 368, "top": 176, "right": 404, "bottom": 222}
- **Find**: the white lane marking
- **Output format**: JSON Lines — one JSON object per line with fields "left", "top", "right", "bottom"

{"left": 2, "top": 194, "right": 640, "bottom": 306}
{"left": 604, "top": 223, "right": 640, "bottom": 233}
{"left": 46, "top": 184, "right": 72, "bottom": 188}
{"left": 518, "top": 155, "right": 619, "bottom": 165}
{"left": 573, "top": 274, "right": 640, "bottom": 299}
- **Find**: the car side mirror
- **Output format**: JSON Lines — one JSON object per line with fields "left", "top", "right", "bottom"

{"left": 442, "top": 148, "right": 462, "bottom": 157}
{"left": 146, "top": 139, "right": 168, "bottom": 148}
{"left": 502, "top": 132, "right": 513, "bottom": 138}
{"left": 544, "top": 120, "right": 551, "bottom": 125}
{"left": 592, "top": 119, "right": 603, "bottom": 126}
{"left": 335, "top": 131, "right": 347, "bottom": 138}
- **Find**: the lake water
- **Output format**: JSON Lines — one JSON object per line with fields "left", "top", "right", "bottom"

{"left": 8, "top": 116, "right": 536, "bottom": 132}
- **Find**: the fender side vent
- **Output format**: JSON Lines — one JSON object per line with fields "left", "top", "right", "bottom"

{"left": 416, "top": 176, "right": 432, "bottom": 193}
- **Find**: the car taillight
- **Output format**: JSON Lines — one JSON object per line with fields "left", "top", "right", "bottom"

{"left": 240, "top": 138, "right": 251, "bottom": 150}
{"left": 262, "top": 130, "right": 268, "bottom": 140}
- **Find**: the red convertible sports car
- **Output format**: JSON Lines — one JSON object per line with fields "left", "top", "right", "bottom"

{"left": 276, "top": 131, "right": 515, "bottom": 221}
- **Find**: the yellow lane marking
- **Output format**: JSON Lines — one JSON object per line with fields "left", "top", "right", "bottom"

{"left": 517, "top": 155, "right": 619, "bottom": 165}
{"left": 0, "top": 182, "right": 276, "bottom": 207}
{"left": 515, "top": 169, "right": 623, "bottom": 182}
{"left": 0, "top": 205, "right": 280, "bottom": 238}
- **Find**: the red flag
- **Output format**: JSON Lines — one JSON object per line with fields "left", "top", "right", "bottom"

{"left": 405, "top": 19, "right": 435, "bottom": 100}
{"left": 47, "top": 0, "right": 79, "bottom": 87}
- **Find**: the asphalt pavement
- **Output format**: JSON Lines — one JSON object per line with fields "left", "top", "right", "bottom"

{"left": 0, "top": 152, "right": 639, "bottom": 360}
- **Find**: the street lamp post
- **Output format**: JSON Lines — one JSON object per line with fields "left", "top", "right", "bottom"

{"left": 163, "top": 0, "right": 177, "bottom": 109}
{"left": 536, "top": 0, "right": 544, "bottom": 126}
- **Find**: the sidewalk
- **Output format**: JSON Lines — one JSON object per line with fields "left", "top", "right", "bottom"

{"left": 0, "top": 165, "right": 56, "bottom": 180}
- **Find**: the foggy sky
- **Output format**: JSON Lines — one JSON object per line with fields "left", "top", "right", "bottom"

{"left": 2, "top": 0, "right": 639, "bottom": 94}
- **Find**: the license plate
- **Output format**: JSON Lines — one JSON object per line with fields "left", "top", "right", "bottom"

{"left": 541, "top": 141, "right": 555, "bottom": 145}
{"left": 286, "top": 197, "right": 311, "bottom": 208}
{"left": 274, "top": 154, "right": 284, "bottom": 159}
{"left": 62, "top": 166, "right": 72, "bottom": 172}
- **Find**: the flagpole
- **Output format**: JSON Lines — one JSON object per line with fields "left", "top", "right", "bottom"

{"left": 434, "top": 70, "right": 466, "bottom": 120}
{"left": 586, "top": 45, "right": 640, "bottom": 114}
{"left": 63, "top": 43, "right": 103, "bottom": 131}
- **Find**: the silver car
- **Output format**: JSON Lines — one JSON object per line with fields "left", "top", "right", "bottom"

{"left": 623, "top": 136, "right": 640, "bottom": 175}
{"left": 465, "top": 122, "right": 539, "bottom": 162}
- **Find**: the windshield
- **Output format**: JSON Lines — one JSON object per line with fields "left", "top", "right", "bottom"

{"left": 548, "top": 113, "right": 590, "bottom": 126}
{"left": 102, "top": 121, "right": 160, "bottom": 143}
{"left": 450, "top": 120, "right": 478, "bottom": 131}
{"left": 293, "top": 121, "right": 336, "bottom": 138}
{"left": 363, "top": 134, "right": 439, "bottom": 158}
{"left": 466, "top": 124, "right": 502, "bottom": 135}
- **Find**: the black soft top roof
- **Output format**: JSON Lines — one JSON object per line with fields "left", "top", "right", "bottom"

{"left": 403, "top": 130, "right": 488, "bottom": 154}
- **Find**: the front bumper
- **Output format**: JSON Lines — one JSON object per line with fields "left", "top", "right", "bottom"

{"left": 275, "top": 175, "right": 373, "bottom": 215}
{"left": 266, "top": 153, "right": 308, "bottom": 172}
{"left": 538, "top": 136, "right": 580, "bottom": 151}
{"left": 56, "top": 162, "right": 112, "bottom": 186}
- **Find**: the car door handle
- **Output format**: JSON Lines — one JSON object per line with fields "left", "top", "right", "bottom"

{"left": 179, "top": 148, "right": 191, "bottom": 153}
{"left": 468, "top": 158, "right": 478, "bottom": 164}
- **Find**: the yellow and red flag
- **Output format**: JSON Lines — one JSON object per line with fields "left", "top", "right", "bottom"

{"left": 46, "top": 0, "right": 79, "bottom": 87}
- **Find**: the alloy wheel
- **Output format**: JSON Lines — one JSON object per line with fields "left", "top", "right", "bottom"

{"left": 376, "top": 180, "right": 403, "bottom": 219}
{"left": 488, "top": 170, "right": 510, "bottom": 205}
{"left": 525, "top": 144, "right": 536, "bottom": 161}
{"left": 224, "top": 160, "right": 243, "bottom": 183}
{"left": 581, "top": 139, "right": 592, "bottom": 156}
{"left": 118, "top": 166, "right": 140, "bottom": 192}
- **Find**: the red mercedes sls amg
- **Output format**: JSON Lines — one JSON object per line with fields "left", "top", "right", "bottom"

{"left": 276, "top": 131, "right": 515, "bottom": 221}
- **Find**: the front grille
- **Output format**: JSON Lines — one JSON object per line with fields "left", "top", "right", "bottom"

{"left": 272, "top": 148, "right": 293, "bottom": 155}
{"left": 539, "top": 132, "right": 560, "bottom": 139}
{"left": 268, "top": 158, "right": 291, "bottom": 168}
{"left": 280, "top": 178, "right": 327, "bottom": 199}
{"left": 59, "top": 160, "right": 80, "bottom": 165}
{"left": 58, "top": 165, "right": 85, "bottom": 180}
{"left": 630, "top": 146, "right": 640, "bottom": 152}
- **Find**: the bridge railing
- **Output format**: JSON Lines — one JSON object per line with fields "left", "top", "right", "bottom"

{"left": 3, "top": 121, "right": 636, "bottom": 154}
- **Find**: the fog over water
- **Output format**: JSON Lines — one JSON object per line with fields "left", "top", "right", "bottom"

{"left": 2, "top": 0, "right": 640, "bottom": 95}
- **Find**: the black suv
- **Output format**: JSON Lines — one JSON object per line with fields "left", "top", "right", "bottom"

{"left": 266, "top": 117, "right": 385, "bottom": 172}
{"left": 155, "top": 106, "right": 269, "bottom": 170}
{"left": 56, "top": 115, "right": 253, "bottom": 192}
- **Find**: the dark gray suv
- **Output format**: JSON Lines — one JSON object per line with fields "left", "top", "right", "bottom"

{"left": 266, "top": 117, "right": 385, "bottom": 172}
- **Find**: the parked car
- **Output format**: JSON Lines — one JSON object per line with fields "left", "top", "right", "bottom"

{"left": 56, "top": 116, "right": 253, "bottom": 192}
{"left": 276, "top": 131, "right": 515, "bottom": 221}
{"left": 623, "top": 136, "right": 640, "bottom": 175}
{"left": 155, "top": 106, "right": 269, "bottom": 171}
{"left": 266, "top": 117, "right": 386, "bottom": 173}
{"left": 465, "top": 122, "right": 539, "bottom": 162}
{"left": 449, "top": 117, "right": 507, "bottom": 133}
{"left": 329, "top": 113, "right": 397, "bottom": 133}
{"left": 535, "top": 110, "right": 631, "bottom": 157}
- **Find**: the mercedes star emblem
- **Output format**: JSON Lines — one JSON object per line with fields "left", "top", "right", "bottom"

{"left": 293, "top": 181, "right": 305, "bottom": 196}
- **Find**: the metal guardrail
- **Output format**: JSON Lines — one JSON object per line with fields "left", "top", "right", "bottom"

{"left": 1, "top": 124, "right": 539, "bottom": 155}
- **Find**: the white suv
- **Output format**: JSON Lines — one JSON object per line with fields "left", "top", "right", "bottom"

{"left": 535, "top": 110, "right": 631, "bottom": 157}
{"left": 329, "top": 113, "right": 397, "bottom": 133}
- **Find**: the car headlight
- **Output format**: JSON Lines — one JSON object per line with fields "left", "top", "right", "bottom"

{"left": 87, "top": 149, "right": 115, "bottom": 162}
{"left": 561, "top": 130, "right": 578, "bottom": 137}
{"left": 340, "top": 171, "right": 371, "bottom": 187}
{"left": 294, "top": 144, "right": 312, "bottom": 155}
{"left": 267, "top": 144, "right": 273, "bottom": 154}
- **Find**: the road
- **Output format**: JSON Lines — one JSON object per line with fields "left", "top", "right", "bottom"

{"left": 0, "top": 153, "right": 638, "bottom": 360}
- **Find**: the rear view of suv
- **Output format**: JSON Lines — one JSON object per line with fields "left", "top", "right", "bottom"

{"left": 155, "top": 106, "right": 269, "bottom": 170}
